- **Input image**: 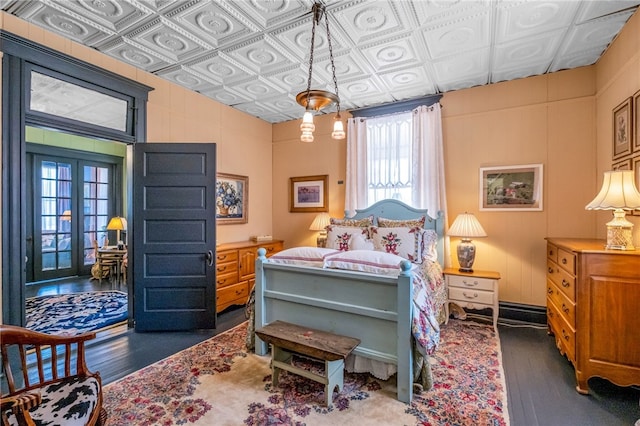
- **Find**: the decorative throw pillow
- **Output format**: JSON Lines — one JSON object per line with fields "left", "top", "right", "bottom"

{"left": 369, "top": 226, "right": 423, "bottom": 263}
{"left": 323, "top": 249, "right": 416, "bottom": 276}
{"left": 330, "top": 215, "right": 374, "bottom": 228}
{"left": 269, "top": 247, "right": 340, "bottom": 268}
{"left": 377, "top": 216, "right": 426, "bottom": 229}
{"left": 325, "top": 225, "right": 369, "bottom": 251}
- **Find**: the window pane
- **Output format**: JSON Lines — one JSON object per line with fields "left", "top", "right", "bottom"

{"left": 58, "top": 181, "right": 72, "bottom": 197}
{"left": 41, "top": 253, "right": 56, "bottom": 271}
{"left": 42, "top": 198, "right": 56, "bottom": 215}
{"left": 30, "top": 71, "right": 128, "bottom": 131}
{"left": 41, "top": 216, "right": 56, "bottom": 232}
{"left": 84, "top": 182, "right": 96, "bottom": 199}
{"left": 58, "top": 163, "right": 72, "bottom": 180}
{"left": 97, "top": 200, "right": 109, "bottom": 215}
{"left": 58, "top": 252, "right": 71, "bottom": 269}
{"left": 97, "top": 183, "right": 109, "bottom": 199}
{"left": 97, "top": 167, "right": 109, "bottom": 183}
{"left": 84, "top": 165, "right": 96, "bottom": 182}
{"left": 42, "top": 179, "right": 56, "bottom": 197}
{"left": 84, "top": 215, "right": 96, "bottom": 231}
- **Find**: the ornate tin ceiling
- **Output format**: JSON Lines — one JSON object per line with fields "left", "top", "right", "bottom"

{"left": 2, "top": 0, "right": 639, "bottom": 123}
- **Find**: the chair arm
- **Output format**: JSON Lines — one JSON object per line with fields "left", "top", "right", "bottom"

{"left": 1, "top": 391, "right": 41, "bottom": 426}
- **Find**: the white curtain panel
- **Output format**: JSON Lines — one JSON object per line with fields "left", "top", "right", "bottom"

{"left": 345, "top": 117, "right": 368, "bottom": 216}
{"left": 412, "top": 103, "right": 451, "bottom": 266}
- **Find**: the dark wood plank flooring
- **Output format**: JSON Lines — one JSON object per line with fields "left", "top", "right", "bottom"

{"left": 25, "top": 278, "right": 639, "bottom": 425}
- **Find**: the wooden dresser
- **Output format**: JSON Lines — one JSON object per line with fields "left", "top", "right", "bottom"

{"left": 215, "top": 239, "right": 284, "bottom": 313}
{"left": 545, "top": 238, "right": 640, "bottom": 394}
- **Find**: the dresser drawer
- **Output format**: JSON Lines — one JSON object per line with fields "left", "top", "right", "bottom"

{"left": 260, "top": 241, "right": 284, "bottom": 257}
{"left": 216, "top": 250, "right": 238, "bottom": 263}
{"left": 547, "top": 260, "right": 576, "bottom": 301}
{"left": 216, "top": 271, "right": 238, "bottom": 288}
{"left": 449, "top": 287, "right": 494, "bottom": 306}
{"left": 217, "top": 281, "right": 249, "bottom": 309}
{"left": 557, "top": 248, "right": 576, "bottom": 275}
{"left": 547, "top": 279, "right": 575, "bottom": 327}
{"left": 547, "top": 301, "right": 576, "bottom": 363}
{"left": 216, "top": 261, "right": 237, "bottom": 275}
{"left": 447, "top": 274, "right": 495, "bottom": 291}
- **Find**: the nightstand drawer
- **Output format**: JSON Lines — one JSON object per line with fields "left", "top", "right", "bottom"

{"left": 449, "top": 287, "right": 494, "bottom": 305}
{"left": 447, "top": 274, "right": 494, "bottom": 291}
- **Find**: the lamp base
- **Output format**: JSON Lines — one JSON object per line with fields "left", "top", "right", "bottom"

{"left": 605, "top": 209, "right": 635, "bottom": 250}
{"left": 457, "top": 239, "right": 477, "bottom": 273}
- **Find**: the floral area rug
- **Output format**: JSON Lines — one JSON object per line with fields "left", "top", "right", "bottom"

{"left": 104, "top": 319, "right": 509, "bottom": 425}
{"left": 26, "top": 291, "right": 128, "bottom": 336}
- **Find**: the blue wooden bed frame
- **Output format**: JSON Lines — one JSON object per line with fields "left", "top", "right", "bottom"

{"left": 254, "top": 199, "right": 444, "bottom": 403}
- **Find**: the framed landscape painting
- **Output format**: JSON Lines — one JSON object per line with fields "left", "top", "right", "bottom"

{"left": 216, "top": 173, "right": 248, "bottom": 224}
{"left": 480, "top": 164, "right": 543, "bottom": 211}
{"left": 289, "top": 175, "right": 328, "bottom": 213}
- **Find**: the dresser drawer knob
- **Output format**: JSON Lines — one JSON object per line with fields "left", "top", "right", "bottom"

{"left": 561, "top": 258, "right": 567, "bottom": 265}
{"left": 561, "top": 329, "right": 570, "bottom": 341}
{"left": 462, "top": 280, "right": 479, "bottom": 287}
{"left": 462, "top": 292, "right": 478, "bottom": 299}
{"left": 217, "top": 265, "right": 227, "bottom": 272}
{"left": 562, "top": 304, "right": 569, "bottom": 314}
{"left": 561, "top": 279, "right": 570, "bottom": 288}
{"left": 547, "top": 308, "right": 554, "bottom": 317}
{"left": 217, "top": 278, "right": 227, "bottom": 285}
{"left": 547, "top": 287, "right": 553, "bottom": 295}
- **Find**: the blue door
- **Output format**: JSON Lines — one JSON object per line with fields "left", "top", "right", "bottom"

{"left": 132, "top": 143, "right": 217, "bottom": 331}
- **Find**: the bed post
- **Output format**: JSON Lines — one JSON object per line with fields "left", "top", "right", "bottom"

{"left": 397, "top": 260, "right": 413, "bottom": 403}
{"left": 254, "top": 248, "right": 268, "bottom": 356}
{"left": 435, "top": 210, "right": 445, "bottom": 265}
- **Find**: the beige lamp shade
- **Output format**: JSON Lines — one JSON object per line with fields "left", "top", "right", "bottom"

{"left": 309, "top": 212, "right": 331, "bottom": 231}
{"left": 447, "top": 213, "right": 487, "bottom": 238}
{"left": 585, "top": 170, "right": 640, "bottom": 250}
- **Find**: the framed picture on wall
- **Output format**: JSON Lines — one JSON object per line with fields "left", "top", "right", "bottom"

{"left": 634, "top": 90, "right": 640, "bottom": 153}
{"left": 480, "top": 164, "right": 543, "bottom": 211}
{"left": 216, "top": 173, "right": 248, "bottom": 224}
{"left": 633, "top": 154, "right": 640, "bottom": 216}
{"left": 289, "top": 175, "right": 328, "bottom": 213}
{"left": 612, "top": 97, "right": 632, "bottom": 160}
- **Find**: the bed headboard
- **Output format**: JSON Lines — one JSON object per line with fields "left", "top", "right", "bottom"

{"left": 348, "top": 199, "right": 445, "bottom": 265}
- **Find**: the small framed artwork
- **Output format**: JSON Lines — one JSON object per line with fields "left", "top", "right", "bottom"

{"left": 216, "top": 173, "right": 248, "bottom": 225}
{"left": 612, "top": 97, "right": 632, "bottom": 160}
{"left": 480, "top": 164, "right": 543, "bottom": 211}
{"left": 634, "top": 90, "right": 640, "bottom": 153}
{"left": 289, "top": 175, "right": 328, "bottom": 213}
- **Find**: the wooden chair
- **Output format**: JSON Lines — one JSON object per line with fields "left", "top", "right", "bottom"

{"left": 0, "top": 325, "right": 107, "bottom": 426}
{"left": 91, "top": 240, "right": 116, "bottom": 285}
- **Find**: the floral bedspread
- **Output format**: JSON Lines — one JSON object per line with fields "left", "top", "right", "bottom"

{"left": 411, "top": 260, "right": 446, "bottom": 357}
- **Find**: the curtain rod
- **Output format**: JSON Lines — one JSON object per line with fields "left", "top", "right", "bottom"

{"left": 348, "top": 94, "right": 443, "bottom": 118}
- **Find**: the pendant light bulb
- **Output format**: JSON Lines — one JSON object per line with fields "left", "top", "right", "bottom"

{"left": 331, "top": 116, "right": 345, "bottom": 140}
{"left": 300, "top": 110, "right": 315, "bottom": 133}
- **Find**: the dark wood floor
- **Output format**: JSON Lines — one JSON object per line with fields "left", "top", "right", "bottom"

{"left": 25, "top": 277, "right": 640, "bottom": 425}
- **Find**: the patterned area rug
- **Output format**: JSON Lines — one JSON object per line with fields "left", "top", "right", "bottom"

{"left": 26, "top": 291, "right": 128, "bottom": 336}
{"left": 104, "top": 319, "right": 509, "bottom": 425}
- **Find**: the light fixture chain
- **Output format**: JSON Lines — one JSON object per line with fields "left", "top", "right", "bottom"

{"left": 305, "top": 4, "right": 320, "bottom": 97}
{"left": 324, "top": 10, "right": 340, "bottom": 112}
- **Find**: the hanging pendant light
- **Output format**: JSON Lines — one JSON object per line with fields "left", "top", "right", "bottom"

{"left": 297, "top": 2, "right": 345, "bottom": 142}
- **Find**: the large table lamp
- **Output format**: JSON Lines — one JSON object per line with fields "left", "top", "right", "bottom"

{"left": 309, "top": 212, "right": 331, "bottom": 248}
{"left": 448, "top": 212, "right": 487, "bottom": 272}
{"left": 585, "top": 170, "right": 640, "bottom": 250}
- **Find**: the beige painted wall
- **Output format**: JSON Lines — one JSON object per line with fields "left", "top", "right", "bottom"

{"left": 272, "top": 11, "right": 640, "bottom": 308}
{"left": 2, "top": 10, "right": 639, "bottom": 311}
{"left": 0, "top": 11, "right": 275, "bottom": 245}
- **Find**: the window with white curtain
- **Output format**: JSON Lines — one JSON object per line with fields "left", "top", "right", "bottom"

{"left": 366, "top": 112, "right": 413, "bottom": 204}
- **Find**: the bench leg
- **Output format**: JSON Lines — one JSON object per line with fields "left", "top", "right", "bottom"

{"left": 271, "top": 345, "right": 292, "bottom": 387}
{"left": 325, "top": 359, "right": 344, "bottom": 407}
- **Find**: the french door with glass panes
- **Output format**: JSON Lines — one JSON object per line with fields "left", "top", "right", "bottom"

{"left": 28, "top": 153, "right": 120, "bottom": 282}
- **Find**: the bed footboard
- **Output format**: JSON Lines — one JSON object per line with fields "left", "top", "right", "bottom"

{"left": 254, "top": 248, "right": 414, "bottom": 403}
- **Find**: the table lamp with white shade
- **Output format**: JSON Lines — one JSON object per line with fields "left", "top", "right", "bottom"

{"left": 585, "top": 170, "right": 640, "bottom": 250}
{"left": 447, "top": 212, "right": 487, "bottom": 272}
{"left": 309, "top": 212, "right": 331, "bottom": 247}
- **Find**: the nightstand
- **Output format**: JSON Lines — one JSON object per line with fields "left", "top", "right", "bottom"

{"left": 443, "top": 268, "right": 500, "bottom": 331}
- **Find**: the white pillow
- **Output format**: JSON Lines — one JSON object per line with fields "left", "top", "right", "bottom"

{"left": 323, "top": 249, "right": 416, "bottom": 276}
{"left": 369, "top": 226, "right": 423, "bottom": 263}
{"left": 268, "top": 247, "right": 339, "bottom": 267}
{"left": 325, "top": 225, "right": 369, "bottom": 251}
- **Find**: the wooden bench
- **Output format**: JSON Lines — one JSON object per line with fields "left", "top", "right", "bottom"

{"left": 255, "top": 320, "right": 360, "bottom": 407}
